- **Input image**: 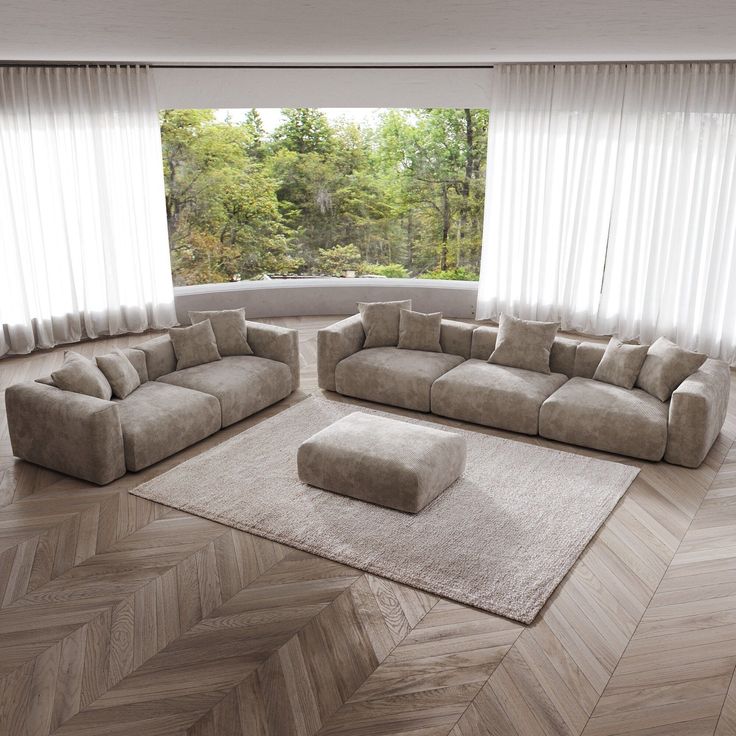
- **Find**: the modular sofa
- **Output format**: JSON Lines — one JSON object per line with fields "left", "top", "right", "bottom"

{"left": 318, "top": 315, "right": 731, "bottom": 467}
{"left": 5, "top": 322, "right": 299, "bottom": 485}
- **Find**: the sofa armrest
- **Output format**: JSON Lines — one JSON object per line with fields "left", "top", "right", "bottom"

{"left": 439, "top": 320, "right": 475, "bottom": 359}
{"left": 5, "top": 382, "right": 126, "bottom": 485}
{"left": 246, "top": 321, "right": 300, "bottom": 389}
{"left": 665, "top": 359, "right": 731, "bottom": 468}
{"left": 317, "top": 315, "right": 365, "bottom": 391}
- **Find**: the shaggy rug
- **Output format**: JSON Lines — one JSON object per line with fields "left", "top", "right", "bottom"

{"left": 130, "top": 397, "right": 639, "bottom": 623}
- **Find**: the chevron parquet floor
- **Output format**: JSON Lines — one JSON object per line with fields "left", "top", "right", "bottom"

{"left": 1, "top": 315, "right": 735, "bottom": 736}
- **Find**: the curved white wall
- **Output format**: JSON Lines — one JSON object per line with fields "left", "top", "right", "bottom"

{"left": 173, "top": 278, "right": 479, "bottom": 322}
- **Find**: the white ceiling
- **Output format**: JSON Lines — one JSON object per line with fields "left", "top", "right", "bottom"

{"left": 1, "top": 0, "right": 735, "bottom": 64}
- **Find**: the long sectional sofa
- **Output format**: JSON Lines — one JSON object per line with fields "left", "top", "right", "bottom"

{"left": 5, "top": 322, "right": 299, "bottom": 484}
{"left": 317, "top": 315, "right": 731, "bottom": 467}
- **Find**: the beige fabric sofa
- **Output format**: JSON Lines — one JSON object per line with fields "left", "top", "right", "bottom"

{"left": 5, "top": 322, "right": 299, "bottom": 485}
{"left": 318, "top": 318, "right": 731, "bottom": 468}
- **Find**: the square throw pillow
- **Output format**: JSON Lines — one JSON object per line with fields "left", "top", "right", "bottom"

{"left": 169, "top": 320, "right": 222, "bottom": 371}
{"left": 488, "top": 313, "right": 560, "bottom": 374}
{"left": 51, "top": 351, "right": 113, "bottom": 400}
{"left": 592, "top": 337, "right": 650, "bottom": 390}
{"left": 96, "top": 348, "right": 142, "bottom": 399}
{"left": 189, "top": 308, "right": 253, "bottom": 356}
{"left": 636, "top": 336, "right": 707, "bottom": 401}
{"left": 357, "top": 300, "right": 412, "bottom": 348}
{"left": 397, "top": 309, "right": 442, "bottom": 352}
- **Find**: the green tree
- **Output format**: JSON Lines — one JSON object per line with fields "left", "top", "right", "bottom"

{"left": 317, "top": 244, "right": 363, "bottom": 276}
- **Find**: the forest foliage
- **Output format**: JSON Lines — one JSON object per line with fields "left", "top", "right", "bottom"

{"left": 160, "top": 108, "right": 487, "bottom": 285}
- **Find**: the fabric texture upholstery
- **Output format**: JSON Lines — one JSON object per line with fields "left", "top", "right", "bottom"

{"left": 573, "top": 342, "right": 607, "bottom": 378}
{"left": 120, "top": 347, "right": 148, "bottom": 384}
{"left": 539, "top": 377, "right": 669, "bottom": 461}
{"left": 297, "top": 411, "right": 466, "bottom": 513}
{"left": 51, "top": 351, "right": 113, "bottom": 400}
{"left": 96, "top": 348, "right": 141, "bottom": 399}
{"left": 317, "top": 315, "right": 366, "bottom": 391}
{"left": 665, "top": 358, "right": 732, "bottom": 467}
{"left": 439, "top": 320, "right": 475, "bottom": 359}
{"left": 115, "top": 381, "right": 221, "bottom": 471}
{"left": 593, "top": 338, "right": 650, "bottom": 389}
{"left": 489, "top": 313, "right": 560, "bottom": 374}
{"left": 169, "top": 320, "right": 221, "bottom": 370}
{"left": 135, "top": 335, "right": 177, "bottom": 381}
{"left": 432, "top": 359, "right": 567, "bottom": 435}
{"left": 335, "top": 347, "right": 463, "bottom": 412}
{"left": 245, "top": 321, "right": 300, "bottom": 389}
{"left": 357, "top": 300, "right": 412, "bottom": 348}
{"left": 157, "top": 355, "right": 292, "bottom": 427}
{"left": 636, "top": 336, "right": 708, "bottom": 401}
{"left": 398, "top": 309, "right": 442, "bottom": 353}
{"left": 5, "top": 381, "right": 125, "bottom": 484}
{"left": 189, "top": 308, "right": 253, "bottom": 356}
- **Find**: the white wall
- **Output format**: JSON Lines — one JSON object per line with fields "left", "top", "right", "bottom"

{"left": 153, "top": 66, "right": 492, "bottom": 109}
{"left": 173, "top": 278, "right": 479, "bottom": 322}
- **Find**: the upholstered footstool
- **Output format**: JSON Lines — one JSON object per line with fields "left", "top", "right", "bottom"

{"left": 297, "top": 412, "right": 466, "bottom": 513}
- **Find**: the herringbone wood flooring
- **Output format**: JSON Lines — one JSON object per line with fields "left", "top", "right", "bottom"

{"left": 1, "top": 315, "right": 735, "bottom": 736}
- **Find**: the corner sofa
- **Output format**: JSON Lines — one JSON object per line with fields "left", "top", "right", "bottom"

{"left": 318, "top": 315, "right": 731, "bottom": 468}
{"left": 5, "top": 321, "right": 299, "bottom": 485}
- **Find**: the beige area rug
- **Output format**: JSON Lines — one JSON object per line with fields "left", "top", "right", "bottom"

{"left": 130, "top": 397, "right": 639, "bottom": 623}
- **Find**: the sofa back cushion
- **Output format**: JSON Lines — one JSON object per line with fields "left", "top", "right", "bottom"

{"left": 51, "top": 351, "right": 113, "bottom": 400}
{"left": 135, "top": 335, "right": 177, "bottom": 380}
{"left": 573, "top": 341, "right": 606, "bottom": 378}
{"left": 439, "top": 320, "right": 475, "bottom": 359}
{"left": 472, "top": 326, "right": 578, "bottom": 377}
{"left": 169, "top": 320, "right": 222, "bottom": 371}
{"left": 189, "top": 308, "right": 254, "bottom": 357}
{"left": 119, "top": 348, "right": 149, "bottom": 384}
{"left": 357, "top": 300, "right": 412, "bottom": 348}
{"left": 488, "top": 314, "right": 560, "bottom": 374}
{"left": 397, "top": 309, "right": 442, "bottom": 352}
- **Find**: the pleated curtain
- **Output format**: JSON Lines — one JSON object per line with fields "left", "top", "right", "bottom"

{"left": 477, "top": 62, "right": 736, "bottom": 364}
{"left": 0, "top": 65, "right": 177, "bottom": 357}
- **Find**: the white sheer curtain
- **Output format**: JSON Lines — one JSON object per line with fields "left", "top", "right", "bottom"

{"left": 477, "top": 62, "right": 736, "bottom": 365}
{"left": 0, "top": 65, "right": 176, "bottom": 357}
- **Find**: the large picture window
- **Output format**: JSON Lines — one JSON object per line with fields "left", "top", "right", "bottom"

{"left": 160, "top": 108, "right": 487, "bottom": 285}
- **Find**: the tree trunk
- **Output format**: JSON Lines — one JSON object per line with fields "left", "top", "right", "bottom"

{"left": 440, "top": 184, "right": 450, "bottom": 271}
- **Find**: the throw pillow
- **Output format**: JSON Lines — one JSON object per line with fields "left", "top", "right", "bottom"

{"left": 50, "top": 351, "right": 113, "bottom": 400}
{"left": 397, "top": 309, "right": 442, "bottom": 352}
{"left": 488, "top": 313, "right": 560, "bottom": 374}
{"left": 96, "top": 348, "right": 142, "bottom": 399}
{"left": 357, "top": 300, "right": 412, "bottom": 348}
{"left": 189, "top": 308, "right": 253, "bottom": 356}
{"left": 592, "top": 337, "right": 650, "bottom": 390}
{"left": 636, "top": 337, "right": 707, "bottom": 402}
{"left": 169, "top": 320, "right": 221, "bottom": 371}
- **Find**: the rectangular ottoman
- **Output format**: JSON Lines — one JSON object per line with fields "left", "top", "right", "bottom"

{"left": 297, "top": 412, "right": 466, "bottom": 513}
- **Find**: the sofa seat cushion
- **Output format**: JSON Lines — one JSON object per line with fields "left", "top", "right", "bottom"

{"left": 115, "top": 382, "right": 221, "bottom": 472}
{"left": 334, "top": 347, "right": 464, "bottom": 412}
{"left": 539, "top": 377, "right": 668, "bottom": 461}
{"left": 431, "top": 359, "right": 567, "bottom": 434}
{"left": 157, "top": 355, "right": 292, "bottom": 427}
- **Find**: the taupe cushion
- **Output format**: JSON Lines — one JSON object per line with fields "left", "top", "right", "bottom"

{"left": 189, "top": 308, "right": 253, "bottom": 356}
{"left": 115, "top": 382, "right": 221, "bottom": 471}
{"left": 398, "top": 309, "right": 442, "bottom": 353}
{"left": 135, "top": 335, "right": 177, "bottom": 381}
{"left": 169, "top": 320, "right": 221, "bottom": 371}
{"left": 335, "top": 347, "right": 464, "bottom": 412}
{"left": 431, "top": 359, "right": 567, "bottom": 435}
{"left": 51, "top": 351, "right": 113, "bottom": 400}
{"left": 593, "top": 338, "right": 649, "bottom": 390}
{"left": 298, "top": 412, "right": 466, "bottom": 513}
{"left": 573, "top": 342, "right": 606, "bottom": 378}
{"left": 157, "top": 355, "right": 292, "bottom": 427}
{"left": 539, "top": 377, "right": 668, "bottom": 461}
{"left": 96, "top": 348, "right": 141, "bottom": 399}
{"left": 120, "top": 348, "right": 148, "bottom": 384}
{"left": 357, "top": 300, "right": 412, "bottom": 348}
{"left": 488, "top": 314, "right": 560, "bottom": 374}
{"left": 636, "top": 337, "right": 708, "bottom": 402}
